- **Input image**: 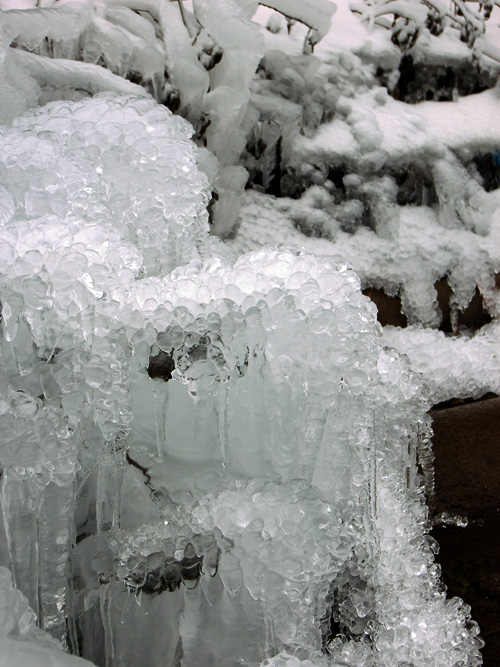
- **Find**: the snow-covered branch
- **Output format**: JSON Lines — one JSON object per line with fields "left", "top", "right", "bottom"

{"left": 350, "top": 0, "right": 500, "bottom": 62}
{"left": 10, "top": 47, "right": 149, "bottom": 96}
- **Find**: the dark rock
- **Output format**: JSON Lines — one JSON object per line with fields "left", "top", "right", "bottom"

{"left": 435, "top": 277, "right": 492, "bottom": 333}
{"left": 391, "top": 55, "right": 498, "bottom": 103}
{"left": 362, "top": 287, "right": 407, "bottom": 327}
{"left": 430, "top": 396, "right": 500, "bottom": 665}
{"left": 430, "top": 396, "right": 500, "bottom": 519}
{"left": 432, "top": 518, "right": 500, "bottom": 666}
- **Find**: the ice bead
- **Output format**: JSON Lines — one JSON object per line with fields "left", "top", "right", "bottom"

{"left": 1, "top": 93, "right": 210, "bottom": 276}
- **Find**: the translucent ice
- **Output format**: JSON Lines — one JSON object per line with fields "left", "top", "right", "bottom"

{"left": 0, "top": 93, "right": 211, "bottom": 276}
{"left": 0, "top": 92, "right": 485, "bottom": 667}
{"left": 0, "top": 93, "right": 215, "bottom": 649}
{"left": 383, "top": 321, "right": 500, "bottom": 404}
{"left": 0, "top": 565, "right": 93, "bottom": 666}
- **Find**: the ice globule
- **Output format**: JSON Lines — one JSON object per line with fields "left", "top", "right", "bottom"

{"left": 0, "top": 94, "right": 211, "bottom": 649}
{"left": 0, "top": 93, "right": 211, "bottom": 277}
{"left": 0, "top": 93, "right": 484, "bottom": 667}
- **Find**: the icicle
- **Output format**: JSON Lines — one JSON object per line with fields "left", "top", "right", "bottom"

{"left": 102, "top": 580, "right": 184, "bottom": 667}
{"left": 1, "top": 468, "right": 41, "bottom": 615}
{"left": 152, "top": 389, "right": 163, "bottom": 462}
{"left": 218, "top": 381, "right": 229, "bottom": 467}
{"left": 96, "top": 444, "right": 125, "bottom": 534}
{"left": 36, "top": 480, "right": 76, "bottom": 645}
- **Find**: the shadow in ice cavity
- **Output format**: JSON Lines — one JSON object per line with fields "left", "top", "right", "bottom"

{"left": 362, "top": 287, "right": 408, "bottom": 328}
{"left": 435, "top": 277, "right": 492, "bottom": 334}
{"left": 147, "top": 349, "right": 175, "bottom": 382}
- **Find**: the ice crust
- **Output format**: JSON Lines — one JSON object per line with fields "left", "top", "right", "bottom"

{"left": 0, "top": 93, "right": 210, "bottom": 277}
{"left": 383, "top": 321, "right": 500, "bottom": 405}
{"left": 229, "top": 190, "right": 500, "bottom": 328}
{"left": 0, "top": 92, "right": 485, "bottom": 667}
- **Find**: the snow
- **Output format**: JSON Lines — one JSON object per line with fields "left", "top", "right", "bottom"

{"left": 294, "top": 86, "right": 500, "bottom": 165}
{"left": 418, "top": 87, "right": 500, "bottom": 153}
{"left": 228, "top": 190, "right": 500, "bottom": 326}
{"left": 260, "top": 0, "right": 337, "bottom": 39}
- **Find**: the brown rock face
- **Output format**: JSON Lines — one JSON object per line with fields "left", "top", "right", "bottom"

{"left": 430, "top": 397, "right": 500, "bottom": 519}
{"left": 362, "top": 287, "right": 407, "bottom": 327}
{"left": 430, "top": 397, "right": 500, "bottom": 666}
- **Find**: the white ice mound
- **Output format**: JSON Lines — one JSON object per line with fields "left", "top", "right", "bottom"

{"left": 127, "top": 249, "right": 380, "bottom": 479}
{"left": 0, "top": 94, "right": 483, "bottom": 667}
{"left": 0, "top": 93, "right": 211, "bottom": 276}
{"left": 383, "top": 321, "right": 500, "bottom": 404}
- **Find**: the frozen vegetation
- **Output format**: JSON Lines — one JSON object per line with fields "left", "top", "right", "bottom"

{"left": 0, "top": 1, "right": 499, "bottom": 666}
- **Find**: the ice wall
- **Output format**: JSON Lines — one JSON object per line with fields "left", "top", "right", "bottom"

{"left": 0, "top": 566, "right": 93, "bottom": 666}
{"left": 0, "top": 93, "right": 484, "bottom": 667}
{"left": 0, "top": 93, "right": 212, "bottom": 647}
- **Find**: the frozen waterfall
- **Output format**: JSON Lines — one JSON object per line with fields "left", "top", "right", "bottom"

{"left": 0, "top": 94, "right": 483, "bottom": 667}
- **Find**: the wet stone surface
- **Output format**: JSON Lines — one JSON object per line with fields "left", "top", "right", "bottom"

{"left": 430, "top": 396, "right": 500, "bottom": 666}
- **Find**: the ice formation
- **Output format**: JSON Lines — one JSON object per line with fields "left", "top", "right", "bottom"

{"left": 0, "top": 1, "right": 499, "bottom": 666}
{"left": 0, "top": 94, "right": 211, "bottom": 276}
{"left": 382, "top": 321, "right": 500, "bottom": 405}
{"left": 0, "top": 92, "right": 485, "bottom": 667}
{"left": 0, "top": 0, "right": 338, "bottom": 238}
{"left": 0, "top": 566, "right": 92, "bottom": 665}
